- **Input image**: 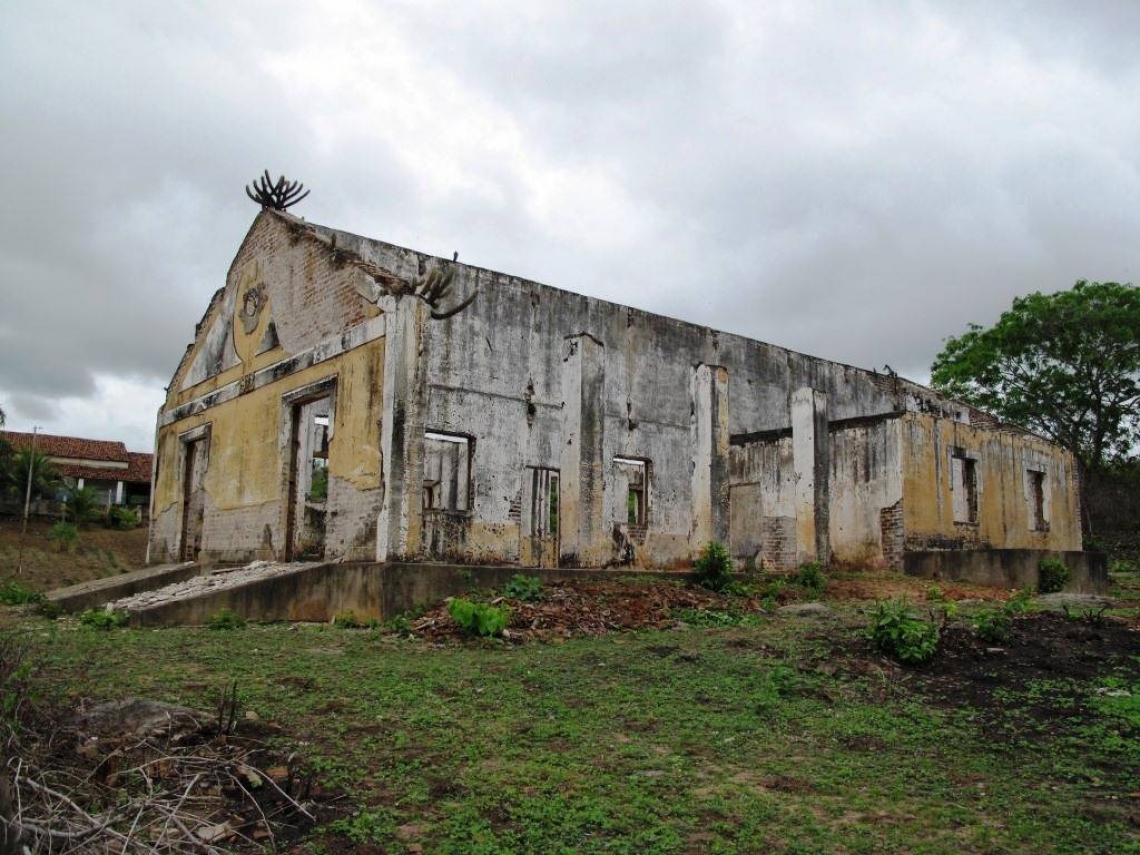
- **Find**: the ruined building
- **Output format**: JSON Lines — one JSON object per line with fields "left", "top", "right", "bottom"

{"left": 148, "top": 209, "right": 1086, "bottom": 582}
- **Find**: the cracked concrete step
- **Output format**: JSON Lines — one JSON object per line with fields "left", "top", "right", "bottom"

{"left": 116, "top": 560, "right": 379, "bottom": 627}
{"left": 47, "top": 562, "right": 199, "bottom": 613}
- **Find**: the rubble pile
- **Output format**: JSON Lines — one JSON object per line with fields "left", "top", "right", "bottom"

{"left": 410, "top": 579, "right": 746, "bottom": 642}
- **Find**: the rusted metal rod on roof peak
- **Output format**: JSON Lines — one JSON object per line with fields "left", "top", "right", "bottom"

{"left": 245, "top": 170, "right": 310, "bottom": 211}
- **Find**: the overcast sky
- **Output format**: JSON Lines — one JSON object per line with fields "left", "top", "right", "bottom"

{"left": 2, "top": 1, "right": 1138, "bottom": 452}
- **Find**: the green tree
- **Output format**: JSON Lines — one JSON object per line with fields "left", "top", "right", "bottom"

{"left": 932, "top": 281, "right": 1140, "bottom": 473}
{"left": 6, "top": 450, "right": 61, "bottom": 501}
{"left": 65, "top": 484, "right": 103, "bottom": 526}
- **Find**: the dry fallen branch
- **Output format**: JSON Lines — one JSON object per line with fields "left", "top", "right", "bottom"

{"left": 2, "top": 693, "right": 321, "bottom": 854}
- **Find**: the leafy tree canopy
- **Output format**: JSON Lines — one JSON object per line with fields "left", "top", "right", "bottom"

{"left": 932, "top": 281, "right": 1140, "bottom": 471}
{"left": 5, "top": 450, "right": 61, "bottom": 501}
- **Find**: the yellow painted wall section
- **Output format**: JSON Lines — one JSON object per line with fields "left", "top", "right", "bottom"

{"left": 900, "top": 413, "right": 1082, "bottom": 552}
{"left": 151, "top": 339, "right": 385, "bottom": 561}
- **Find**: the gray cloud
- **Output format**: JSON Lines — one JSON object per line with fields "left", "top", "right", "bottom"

{"left": 2, "top": 0, "right": 1138, "bottom": 449}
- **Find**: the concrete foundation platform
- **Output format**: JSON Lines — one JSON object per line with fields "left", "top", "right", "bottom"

{"left": 114, "top": 561, "right": 693, "bottom": 627}
{"left": 903, "top": 549, "right": 1108, "bottom": 594}
{"left": 47, "top": 562, "right": 199, "bottom": 613}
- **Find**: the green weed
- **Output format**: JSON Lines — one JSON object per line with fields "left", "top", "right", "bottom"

{"left": 78, "top": 609, "right": 128, "bottom": 630}
{"left": 1038, "top": 557, "right": 1070, "bottom": 593}
{"left": 502, "top": 574, "right": 544, "bottom": 602}
{"left": 448, "top": 598, "right": 509, "bottom": 637}
{"left": 693, "top": 541, "right": 733, "bottom": 592}
{"left": 868, "top": 600, "right": 939, "bottom": 665}
{"left": 208, "top": 609, "right": 247, "bottom": 631}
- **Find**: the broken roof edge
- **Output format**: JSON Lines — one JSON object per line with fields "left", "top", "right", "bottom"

{"left": 207, "top": 211, "right": 1048, "bottom": 446}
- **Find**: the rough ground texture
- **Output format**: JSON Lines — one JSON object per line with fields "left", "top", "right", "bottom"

{"left": 2, "top": 570, "right": 1138, "bottom": 853}
{"left": 2, "top": 693, "right": 330, "bottom": 852}
{"left": 913, "top": 612, "right": 1140, "bottom": 722}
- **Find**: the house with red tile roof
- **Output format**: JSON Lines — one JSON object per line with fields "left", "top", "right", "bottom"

{"left": 0, "top": 431, "right": 152, "bottom": 510}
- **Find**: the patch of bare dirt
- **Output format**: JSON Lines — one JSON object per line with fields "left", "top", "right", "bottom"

{"left": 914, "top": 612, "right": 1140, "bottom": 716}
{"left": 0, "top": 517, "right": 148, "bottom": 590}
{"left": 827, "top": 575, "right": 1008, "bottom": 603}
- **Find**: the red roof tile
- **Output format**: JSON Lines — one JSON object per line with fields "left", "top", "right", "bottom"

{"left": 0, "top": 431, "right": 152, "bottom": 485}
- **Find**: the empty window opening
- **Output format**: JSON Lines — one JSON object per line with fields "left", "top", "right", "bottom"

{"left": 286, "top": 392, "right": 334, "bottom": 561}
{"left": 614, "top": 456, "right": 648, "bottom": 527}
{"left": 308, "top": 414, "right": 330, "bottom": 501}
{"left": 528, "top": 467, "right": 560, "bottom": 538}
{"left": 951, "top": 449, "right": 978, "bottom": 524}
{"left": 424, "top": 431, "right": 472, "bottom": 512}
{"left": 1028, "top": 470, "right": 1048, "bottom": 531}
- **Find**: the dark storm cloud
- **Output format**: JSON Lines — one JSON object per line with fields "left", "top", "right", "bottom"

{"left": 1, "top": 1, "right": 1138, "bottom": 449}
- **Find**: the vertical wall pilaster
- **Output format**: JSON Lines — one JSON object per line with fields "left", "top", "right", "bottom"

{"left": 792, "top": 387, "right": 830, "bottom": 565}
{"left": 690, "top": 364, "right": 730, "bottom": 552}
{"left": 377, "top": 297, "right": 430, "bottom": 562}
{"left": 559, "top": 333, "right": 606, "bottom": 566}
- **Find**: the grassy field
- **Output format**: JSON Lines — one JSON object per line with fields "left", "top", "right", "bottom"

{"left": 3, "top": 572, "right": 1138, "bottom": 854}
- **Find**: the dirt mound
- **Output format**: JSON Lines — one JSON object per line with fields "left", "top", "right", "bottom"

{"left": 411, "top": 579, "right": 731, "bottom": 641}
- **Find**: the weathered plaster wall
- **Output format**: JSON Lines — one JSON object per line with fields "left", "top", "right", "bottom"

{"left": 153, "top": 212, "right": 1087, "bottom": 574}
{"left": 150, "top": 213, "right": 387, "bottom": 564}
{"left": 312, "top": 222, "right": 917, "bottom": 568}
{"left": 728, "top": 435, "right": 797, "bottom": 571}
{"left": 727, "top": 416, "right": 904, "bottom": 571}
{"left": 899, "top": 413, "right": 1082, "bottom": 554}
{"left": 827, "top": 418, "right": 904, "bottom": 567}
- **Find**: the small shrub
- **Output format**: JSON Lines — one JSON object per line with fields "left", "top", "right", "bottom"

{"left": 65, "top": 485, "right": 103, "bottom": 527}
{"left": 1005, "top": 588, "right": 1033, "bottom": 614}
{"left": 926, "top": 584, "right": 944, "bottom": 602}
{"left": 47, "top": 522, "right": 79, "bottom": 552}
{"left": 333, "top": 610, "right": 362, "bottom": 629}
{"left": 1038, "top": 557, "right": 1070, "bottom": 594}
{"left": 208, "top": 609, "right": 246, "bottom": 630}
{"left": 868, "top": 599, "right": 939, "bottom": 665}
{"left": 107, "top": 506, "right": 140, "bottom": 530}
{"left": 694, "top": 541, "right": 734, "bottom": 592}
{"left": 448, "top": 598, "right": 509, "bottom": 637}
{"left": 973, "top": 606, "right": 1010, "bottom": 643}
{"left": 79, "top": 609, "right": 129, "bottom": 630}
{"left": 0, "top": 581, "right": 44, "bottom": 606}
{"left": 502, "top": 574, "right": 544, "bottom": 602}
{"left": 972, "top": 589, "right": 1032, "bottom": 643}
{"left": 932, "top": 599, "right": 959, "bottom": 622}
{"left": 793, "top": 561, "right": 828, "bottom": 595}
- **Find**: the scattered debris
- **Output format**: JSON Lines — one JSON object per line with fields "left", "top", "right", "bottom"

{"left": 409, "top": 579, "right": 738, "bottom": 642}
{"left": 3, "top": 689, "right": 328, "bottom": 853}
{"left": 109, "top": 560, "right": 323, "bottom": 612}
